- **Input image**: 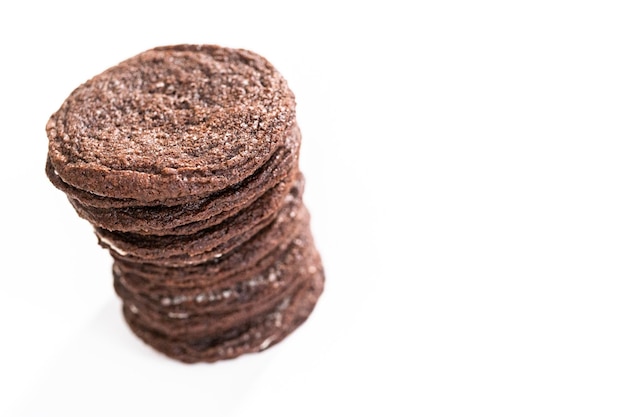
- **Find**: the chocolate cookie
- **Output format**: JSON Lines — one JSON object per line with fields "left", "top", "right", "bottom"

{"left": 114, "top": 225, "right": 315, "bottom": 322}
{"left": 46, "top": 123, "right": 301, "bottom": 211}
{"left": 67, "top": 142, "right": 299, "bottom": 235}
{"left": 74, "top": 161, "right": 297, "bottom": 236}
{"left": 47, "top": 45, "right": 296, "bottom": 203}
{"left": 121, "top": 242, "right": 324, "bottom": 363}
{"left": 97, "top": 173, "right": 304, "bottom": 263}
{"left": 113, "top": 207, "right": 310, "bottom": 291}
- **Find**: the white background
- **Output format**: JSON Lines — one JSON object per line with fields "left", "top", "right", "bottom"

{"left": 1, "top": 1, "right": 625, "bottom": 415}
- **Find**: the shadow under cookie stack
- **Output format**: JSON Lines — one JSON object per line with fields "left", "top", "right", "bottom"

{"left": 45, "top": 45, "right": 324, "bottom": 363}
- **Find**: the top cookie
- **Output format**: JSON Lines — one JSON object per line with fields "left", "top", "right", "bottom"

{"left": 46, "top": 45, "right": 296, "bottom": 202}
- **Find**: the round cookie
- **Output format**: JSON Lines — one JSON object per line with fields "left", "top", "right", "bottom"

{"left": 113, "top": 208, "right": 310, "bottom": 292}
{"left": 73, "top": 163, "right": 297, "bottom": 236}
{"left": 114, "top": 227, "right": 317, "bottom": 330}
{"left": 67, "top": 143, "right": 298, "bottom": 234}
{"left": 46, "top": 123, "right": 301, "bottom": 210}
{"left": 121, "top": 245, "right": 324, "bottom": 363}
{"left": 46, "top": 44, "right": 296, "bottom": 202}
{"left": 97, "top": 174, "right": 305, "bottom": 263}
{"left": 111, "top": 202, "right": 310, "bottom": 282}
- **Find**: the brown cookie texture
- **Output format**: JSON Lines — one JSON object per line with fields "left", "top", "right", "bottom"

{"left": 114, "top": 226, "right": 316, "bottom": 326}
{"left": 121, "top": 245, "right": 324, "bottom": 363}
{"left": 47, "top": 44, "right": 296, "bottom": 203}
{"left": 46, "top": 44, "right": 324, "bottom": 364}
{"left": 113, "top": 208, "right": 310, "bottom": 290}
{"left": 110, "top": 201, "right": 308, "bottom": 269}
{"left": 46, "top": 123, "right": 302, "bottom": 209}
{"left": 73, "top": 162, "right": 297, "bottom": 236}
{"left": 66, "top": 140, "right": 298, "bottom": 234}
{"left": 97, "top": 174, "right": 305, "bottom": 262}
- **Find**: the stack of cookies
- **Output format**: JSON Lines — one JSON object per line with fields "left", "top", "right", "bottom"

{"left": 45, "top": 45, "right": 324, "bottom": 363}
